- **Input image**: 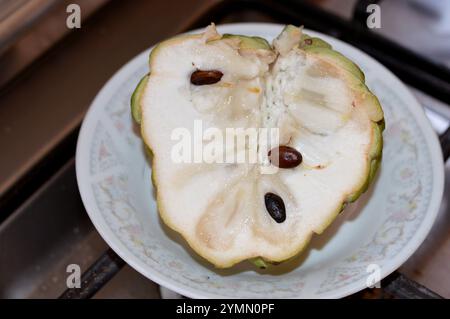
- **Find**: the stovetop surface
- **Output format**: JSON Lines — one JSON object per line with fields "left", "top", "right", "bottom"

{"left": 0, "top": 0, "right": 449, "bottom": 298}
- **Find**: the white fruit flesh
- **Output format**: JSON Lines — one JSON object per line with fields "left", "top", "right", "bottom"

{"left": 140, "top": 26, "right": 382, "bottom": 268}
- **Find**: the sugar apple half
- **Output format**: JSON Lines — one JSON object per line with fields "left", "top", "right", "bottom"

{"left": 131, "top": 25, "right": 384, "bottom": 268}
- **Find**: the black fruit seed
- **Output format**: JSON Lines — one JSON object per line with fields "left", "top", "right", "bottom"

{"left": 268, "top": 146, "right": 302, "bottom": 169}
{"left": 190, "top": 70, "right": 223, "bottom": 85}
{"left": 264, "top": 192, "right": 286, "bottom": 223}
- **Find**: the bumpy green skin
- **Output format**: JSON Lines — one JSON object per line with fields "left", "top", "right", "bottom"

{"left": 131, "top": 28, "right": 384, "bottom": 270}
{"left": 130, "top": 74, "right": 149, "bottom": 124}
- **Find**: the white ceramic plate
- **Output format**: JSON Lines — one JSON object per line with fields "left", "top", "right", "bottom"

{"left": 76, "top": 23, "right": 445, "bottom": 298}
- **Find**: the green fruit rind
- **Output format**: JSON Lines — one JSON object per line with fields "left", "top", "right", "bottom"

{"left": 357, "top": 86, "right": 384, "bottom": 122}
{"left": 222, "top": 34, "right": 272, "bottom": 50}
{"left": 250, "top": 257, "right": 269, "bottom": 269}
{"left": 305, "top": 44, "right": 383, "bottom": 122}
{"left": 345, "top": 121, "right": 383, "bottom": 203}
{"left": 300, "top": 34, "right": 332, "bottom": 49}
{"left": 304, "top": 46, "right": 365, "bottom": 83}
{"left": 130, "top": 74, "right": 149, "bottom": 124}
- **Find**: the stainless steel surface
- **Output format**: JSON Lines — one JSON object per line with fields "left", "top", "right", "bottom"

{"left": 0, "top": 0, "right": 57, "bottom": 55}
{"left": 0, "top": 0, "right": 30, "bottom": 22}
{"left": 0, "top": 0, "right": 213, "bottom": 200}
{"left": 0, "top": 0, "right": 111, "bottom": 87}
{"left": 0, "top": 159, "right": 160, "bottom": 298}
{"left": 0, "top": 160, "right": 107, "bottom": 298}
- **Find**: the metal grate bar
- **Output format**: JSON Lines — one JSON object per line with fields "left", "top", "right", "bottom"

{"left": 440, "top": 126, "right": 450, "bottom": 161}
{"left": 382, "top": 272, "right": 443, "bottom": 299}
{"left": 60, "top": 248, "right": 444, "bottom": 299}
{"left": 59, "top": 248, "right": 125, "bottom": 299}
